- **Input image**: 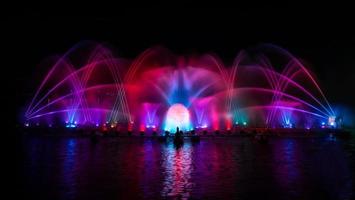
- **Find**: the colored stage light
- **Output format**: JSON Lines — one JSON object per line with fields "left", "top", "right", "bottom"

{"left": 328, "top": 116, "right": 336, "bottom": 128}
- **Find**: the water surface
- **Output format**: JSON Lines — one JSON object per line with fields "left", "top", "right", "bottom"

{"left": 16, "top": 135, "right": 355, "bottom": 200}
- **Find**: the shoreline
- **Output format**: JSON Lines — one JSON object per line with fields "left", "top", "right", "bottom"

{"left": 17, "top": 127, "right": 352, "bottom": 139}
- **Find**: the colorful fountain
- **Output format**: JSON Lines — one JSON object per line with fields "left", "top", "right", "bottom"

{"left": 23, "top": 42, "right": 339, "bottom": 134}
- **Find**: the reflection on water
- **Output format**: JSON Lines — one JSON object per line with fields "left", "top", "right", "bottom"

{"left": 161, "top": 143, "right": 193, "bottom": 199}
{"left": 16, "top": 135, "right": 355, "bottom": 200}
{"left": 272, "top": 139, "right": 302, "bottom": 199}
{"left": 60, "top": 139, "right": 77, "bottom": 199}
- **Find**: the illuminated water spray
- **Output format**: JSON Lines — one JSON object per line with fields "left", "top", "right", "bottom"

{"left": 165, "top": 104, "right": 191, "bottom": 132}
{"left": 23, "top": 42, "right": 338, "bottom": 132}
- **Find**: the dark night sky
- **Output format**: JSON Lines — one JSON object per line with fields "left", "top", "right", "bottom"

{"left": 8, "top": 4, "right": 355, "bottom": 124}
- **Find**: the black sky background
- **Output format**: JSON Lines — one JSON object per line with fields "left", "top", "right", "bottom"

{"left": 8, "top": 4, "right": 355, "bottom": 125}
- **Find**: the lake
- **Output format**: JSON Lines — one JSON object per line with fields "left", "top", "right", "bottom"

{"left": 16, "top": 134, "right": 355, "bottom": 200}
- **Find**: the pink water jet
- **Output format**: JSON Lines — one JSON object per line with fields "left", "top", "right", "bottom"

{"left": 23, "top": 42, "right": 337, "bottom": 133}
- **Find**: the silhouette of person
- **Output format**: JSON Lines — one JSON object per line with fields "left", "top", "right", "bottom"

{"left": 175, "top": 127, "right": 181, "bottom": 138}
